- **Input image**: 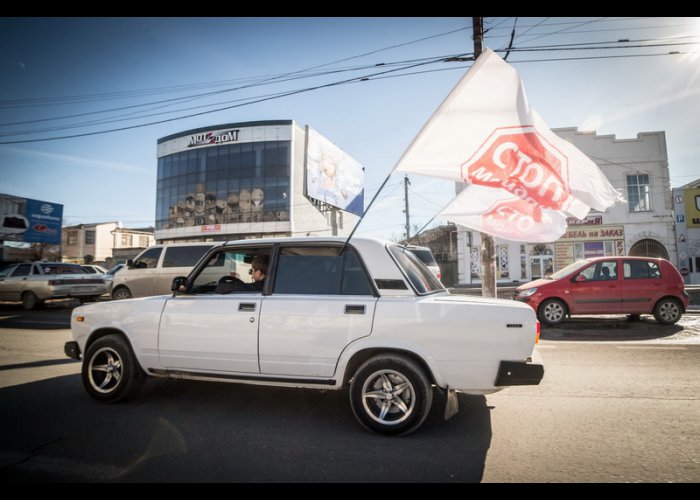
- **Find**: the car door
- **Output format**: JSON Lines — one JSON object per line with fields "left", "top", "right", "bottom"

{"left": 0, "top": 264, "right": 19, "bottom": 300}
{"left": 621, "top": 259, "right": 662, "bottom": 314}
{"left": 0, "top": 263, "right": 33, "bottom": 301}
{"left": 570, "top": 259, "right": 622, "bottom": 314}
{"left": 258, "top": 245, "right": 377, "bottom": 378}
{"left": 157, "top": 246, "right": 267, "bottom": 374}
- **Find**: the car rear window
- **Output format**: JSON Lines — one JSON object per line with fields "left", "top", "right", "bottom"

{"left": 388, "top": 245, "right": 444, "bottom": 294}
{"left": 162, "top": 245, "right": 214, "bottom": 267}
{"left": 39, "top": 264, "right": 86, "bottom": 274}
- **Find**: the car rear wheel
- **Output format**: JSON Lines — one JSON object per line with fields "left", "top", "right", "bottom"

{"left": 82, "top": 334, "right": 144, "bottom": 402}
{"left": 111, "top": 286, "right": 132, "bottom": 300}
{"left": 538, "top": 298, "right": 567, "bottom": 326}
{"left": 653, "top": 298, "right": 682, "bottom": 325}
{"left": 349, "top": 354, "right": 433, "bottom": 436}
{"left": 21, "top": 291, "right": 42, "bottom": 311}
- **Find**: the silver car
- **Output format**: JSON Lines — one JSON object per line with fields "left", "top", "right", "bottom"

{"left": 0, "top": 262, "right": 109, "bottom": 310}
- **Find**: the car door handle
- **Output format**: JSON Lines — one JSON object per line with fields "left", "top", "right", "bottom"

{"left": 345, "top": 305, "right": 366, "bottom": 315}
{"left": 238, "top": 303, "right": 256, "bottom": 312}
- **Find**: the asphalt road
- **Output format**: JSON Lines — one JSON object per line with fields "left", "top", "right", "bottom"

{"left": 0, "top": 301, "right": 698, "bottom": 482}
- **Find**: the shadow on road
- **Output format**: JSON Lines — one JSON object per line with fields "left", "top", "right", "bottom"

{"left": 0, "top": 375, "right": 492, "bottom": 482}
{"left": 0, "top": 301, "right": 75, "bottom": 330}
{"left": 541, "top": 315, "right": 683, "bottom": 342}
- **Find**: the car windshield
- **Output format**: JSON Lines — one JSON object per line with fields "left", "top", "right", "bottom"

{"left": 548, "top": 259, "right": 592, "bottom": 280}
{"left": 388, "top": 244, "right": 444, "bottom": 294}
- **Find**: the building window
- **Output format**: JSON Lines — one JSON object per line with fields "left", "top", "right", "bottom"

{"left": 67, "top": 231, "right": 78, "bottom": 245}
{"left": 627, "top": 174, "right": 651, "bottom": 212}
{"left": 139, "top": 236, "right": 150, "bottom": 247}
{"left": 85, "top": 230, "right": 95, "bottom": 245}
{"left": 121, "top": 234, "right": 133, "bottom": 247}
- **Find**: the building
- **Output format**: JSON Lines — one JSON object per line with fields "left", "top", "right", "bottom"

{"left": 672, "top": 178, "right": 700, "bottom": 284}
{"left": 62, "top": 222, "right": 154, "bottom": 266}
{"left": 456, "top": 128, "right": 676, "bottom": 284}
{"left": 155, "top": 120, "right": 363, "bottom": 243}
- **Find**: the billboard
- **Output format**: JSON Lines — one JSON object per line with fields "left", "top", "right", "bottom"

{"left": 0, "top": 194, "right": 63, "bottom": 244}
{"left": 685, "top": 188, "right": 700, "bottom": 228}
{"left": 305, "top": 127, "right": 364, "bottom": 216}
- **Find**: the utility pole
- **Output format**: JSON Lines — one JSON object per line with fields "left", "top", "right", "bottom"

{"left": 471, "top": 16, "right": 497, "bottom": 298}
{"left": 404, "top": 174, "right": 411, "bottom": 240}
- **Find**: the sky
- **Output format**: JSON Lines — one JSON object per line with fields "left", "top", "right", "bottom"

{"left": 1, "top": 17, "right": 699, "bottom": 241}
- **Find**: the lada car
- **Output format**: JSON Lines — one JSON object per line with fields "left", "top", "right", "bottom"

{"left": 515, "top": 256, "right": 688, "bottom": 326}
{"left": 66, "top": 237, "right": 543, "bottom": 435}
{"left": 0, "top": 262, "right": 109, "bottom": 310}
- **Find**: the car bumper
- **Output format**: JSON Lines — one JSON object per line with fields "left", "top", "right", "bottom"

{"left": 64, "top": 341, "right": 81, "bottom": 360}
{"left": 494, "top": 359, "right": 544, "bottom": 386}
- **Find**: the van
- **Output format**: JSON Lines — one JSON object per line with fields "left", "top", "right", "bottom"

{"left": 404, "top": 245, "right": 441, "bottom": 281}
{"left": 111, "top": 243, "right": 218, "bottom": 300}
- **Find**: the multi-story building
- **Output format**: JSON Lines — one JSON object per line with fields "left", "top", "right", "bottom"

{"left": 456, "top": 128, "right": 676, "bottom": 284}
{"left": 154, "top": 120, "right": 363, "bottom": 243}
{"left": 62, "top": 222, "right": 154, "bottom": 266}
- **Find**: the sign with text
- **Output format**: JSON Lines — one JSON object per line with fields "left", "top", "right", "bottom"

{"left": 0, "top": 194, "right": 63, "bottom": 244}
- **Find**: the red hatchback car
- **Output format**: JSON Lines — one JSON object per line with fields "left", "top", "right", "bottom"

{"left": 515, "top": 256, "right": 688, "bottom": 326}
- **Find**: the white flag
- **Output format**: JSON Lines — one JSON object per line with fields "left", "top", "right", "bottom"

{"left": 393, "top": 49, "right": 622, "bottom": 240}
{"left": 441, "top": 184, "right": 568, "bottom": 243}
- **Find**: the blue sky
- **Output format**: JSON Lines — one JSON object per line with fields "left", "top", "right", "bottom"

{"left": 1, "top": 17, "right": 699, "bottom": 240}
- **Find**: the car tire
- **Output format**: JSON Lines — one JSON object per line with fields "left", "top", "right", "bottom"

{"left": 538, "top": 298, "right": 567, "bottom": 326}
{"left": 653, "top": 298, "right": 682, "bottom": 325}
{"left": 82, "top": 334, "right": 144, "bottom": 403}
{"left": 349, "top": 354, "right": 433, "bottom": 436}
{"left": 111, "top": 286, "right": 132, "bottom": 300}
{"left": 21, "top": 291, "right": 41, "bottom": 311}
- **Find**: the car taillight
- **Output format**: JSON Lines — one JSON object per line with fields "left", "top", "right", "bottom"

{"left": 535, "top": 321, "right": 541, "bottom": 344}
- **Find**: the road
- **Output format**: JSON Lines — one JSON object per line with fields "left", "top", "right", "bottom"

{"left": 0, "top": 301, "right": 698, "bottom": 482}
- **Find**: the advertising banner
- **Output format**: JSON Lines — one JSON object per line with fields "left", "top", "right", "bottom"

{"left": 685, "top": 188, "right": 700, "bottom": 228}
{"left": 305, "top": 127, "right": 364, "bottom": 216}
{"left": 0, "top": 194, "right": 63, "bottom": 244}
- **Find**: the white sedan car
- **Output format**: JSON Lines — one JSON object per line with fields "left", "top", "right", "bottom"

{"left": 66, "top": 237, "right": 543, "bottom": 435}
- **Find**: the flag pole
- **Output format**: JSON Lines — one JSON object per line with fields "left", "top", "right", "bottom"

{"left": 341, "top": 171, "right": 394, "bottom": 253}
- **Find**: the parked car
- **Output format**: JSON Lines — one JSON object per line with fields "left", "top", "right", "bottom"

{"left": 111, "top": 243, "right": 215, "bottom": 300}
{"left": 0, "top": 262, "right": 110, "bottom": 310}
{"left": 65, "top": 237, "right": 543, "bottom": 436}
{"left": 514, "top": 256, "right": 688, "bottom": 326}
{"left": 404, "top": 245, "right": 441, "bottom": 281}
{"left": 81, "top": 264, "right": 109, "bottom": 274}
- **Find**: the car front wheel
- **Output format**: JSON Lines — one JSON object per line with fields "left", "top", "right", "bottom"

{"left": 350, "top": 354, "right": 433, "bottom": 436}
{"left": 538, "top": 298, "right": 567, "bottom": 326}
{"left": 111, "top": 286, "right": 132, "bottom": 300}
{"left": 653, "top": 298, "right": 682, "bottom": 325}
{"left": 82, "top": 334, "right": 144, "bottom": 402}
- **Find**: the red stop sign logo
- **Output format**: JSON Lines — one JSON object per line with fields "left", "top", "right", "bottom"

{"left": 480, "top": 198, "right": 550, "bottom": 240}
{"left": 461, "top": 126, "right": 573, "bottom": 212}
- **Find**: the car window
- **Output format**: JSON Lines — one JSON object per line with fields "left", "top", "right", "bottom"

{"left": 580, "top": 260, "right": 617, "bottom": 281}
{"left": 623, "top": 260, "right": 661, "bottom": 280}
{"left": 578, "top": 261, "right": 617, "bottom": 281}
{"left": 133, "top": 247, "right": 163, "bottom": 269}
{"left": 388, "top": 244, "right": 444, "bottom": 294}
{"left": 10, "top": 264, "right": 32, "bottom": 277}
{"left": 163, "top": 245, "right": 213, "bottom": 268}
{"left": 189, "top": 248, "right": 258, "bottom": 292}
{"left": 82, "top": 266, "right": 97, "bottom": 274}
{"left": 0, "top": 265, "right": 17, "bottom": 278}
{"left": 39, "top": 264, "right": 86, "bottom": 274}
{"left": 273, "top": 246, "right": 373, "bottom": 296}
{"left": 409, "top": 248, "right": 438, "bottom": 267}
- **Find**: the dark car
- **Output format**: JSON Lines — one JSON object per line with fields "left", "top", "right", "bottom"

{"left": 514, "top": 256, "right": 688, "bottom": 325}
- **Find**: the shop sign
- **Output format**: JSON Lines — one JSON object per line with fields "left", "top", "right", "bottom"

{"left": 559, "top": 225, "right": 624, "bottom": 241}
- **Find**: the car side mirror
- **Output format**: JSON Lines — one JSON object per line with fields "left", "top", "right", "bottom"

{"left": 573, "top": 274, "right": 587, "bottom": 282}
{"left": 126, "top": 259, "right": 134, "bottom": 269}
{"left": 171, "top": 276, "right": 188, "bottom": 293}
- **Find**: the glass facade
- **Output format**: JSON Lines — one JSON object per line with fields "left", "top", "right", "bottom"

{"left": 156, "top": 141, "right": 291, "bottom": 231}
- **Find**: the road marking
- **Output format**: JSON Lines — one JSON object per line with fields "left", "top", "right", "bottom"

{"left": 615, "top": 346, "right": 687, "bottom": 350}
